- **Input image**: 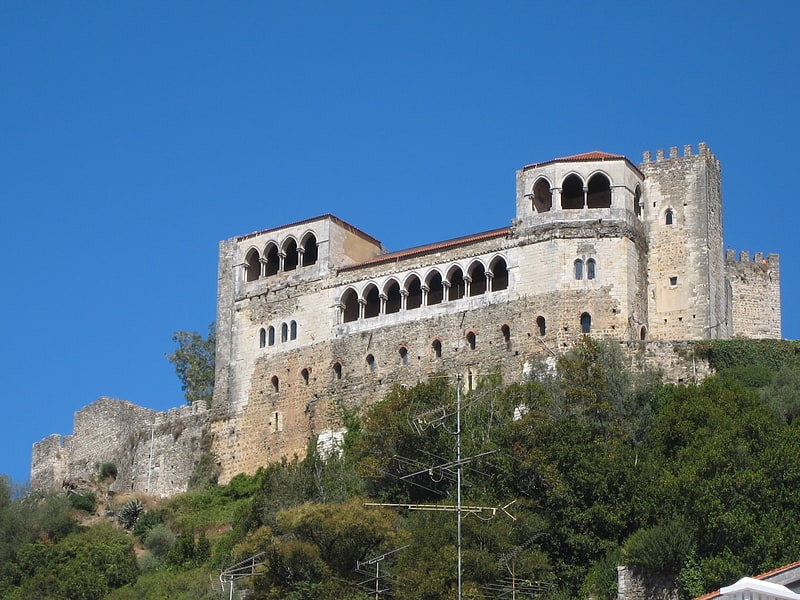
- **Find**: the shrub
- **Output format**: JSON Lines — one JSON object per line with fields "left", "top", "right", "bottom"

{"left": 133, "top": 508, "right": 164, "bottom": 540}
{"left": 144, "top": 524, "right": 175, "bottom": 560}
{"left": 624, "top": 521, "right": 694, "bottom": 575}
{"left": 68, "top": 491, "right": 97, "bottom": 513}
{"left": 99, "top": 462, "right": 118, "bottom": 480}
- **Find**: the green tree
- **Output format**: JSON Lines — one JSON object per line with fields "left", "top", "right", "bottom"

{"left": 167, "top": 323, "right": 216, "bottom": 406}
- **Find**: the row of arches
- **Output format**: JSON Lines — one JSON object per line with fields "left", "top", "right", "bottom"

{"left": 338, "top": 256, "right": 509, "bottom": 323}
{"left": 530, "top": 174, "right": 642, "bottom": 216}
{"left": 244, "top": 233, "right": 319, "bottom": 282}
{"left": 259, "top": 321, "right": 298, "bottom": 348}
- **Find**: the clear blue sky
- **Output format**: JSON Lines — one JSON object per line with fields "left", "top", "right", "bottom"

{"left": 1, "top": 2, "right": 797, "bottom": 484}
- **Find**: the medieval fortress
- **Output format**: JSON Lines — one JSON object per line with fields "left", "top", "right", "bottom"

{"left": 31, "top": 143, "right": 782, "bottom": 496}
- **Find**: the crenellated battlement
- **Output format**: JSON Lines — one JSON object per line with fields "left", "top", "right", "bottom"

{"left": 642, "top": 142, "right": 709, "bottom": 163}
{"left": 725, "top": 249, "right": 780, "bottom": 268}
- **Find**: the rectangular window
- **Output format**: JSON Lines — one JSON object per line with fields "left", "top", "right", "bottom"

{"left": 669, "top": 276, "right": 678, "bottom": 286}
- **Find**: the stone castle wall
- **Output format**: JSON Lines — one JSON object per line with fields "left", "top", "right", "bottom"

{"left": 725, "top": 250, "right": 781, "bottom": 339}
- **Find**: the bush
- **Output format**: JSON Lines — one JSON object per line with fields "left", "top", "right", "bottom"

{"left": 144, "top": 524, "right": 175, "bottom": 560}
{"left": 99, "top": 462, "right": 118, "bottom": 480}
{"left": 68, "top": 491, "right": 97, "bottom": 513}
{"left": 624, "top": 521, "right": 694, "bottom": 575}
{"left": 133, "top": 509, "right": 164, "bottom": 540}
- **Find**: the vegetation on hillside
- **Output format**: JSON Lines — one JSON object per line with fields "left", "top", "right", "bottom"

{"left": 5, "top": 337, "right": 800, "bottom": 599}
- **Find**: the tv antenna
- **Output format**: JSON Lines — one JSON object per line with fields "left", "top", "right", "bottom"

{"left": 218, "top": 552, "right": 265, "bottom": 600}
{"left": 355, "top": 545, "right": 410, "bottom": 599}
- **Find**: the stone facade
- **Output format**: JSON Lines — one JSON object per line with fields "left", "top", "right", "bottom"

{"left": 31, "top": 144, "right": 781, "bottom": 492}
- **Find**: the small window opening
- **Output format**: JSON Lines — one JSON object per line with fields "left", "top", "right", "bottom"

{"left": 666, "top": 209, "right": 674, "bottom": 225}
{"left": 259, "top": 328, "right": 266, "bottom": 348}
{"left": 399, "top": 346, "right": 409, "bottom": 366}
{"left": 587, "top": 258, "right": 596, "bottom": 280}
{"left": 366, "top": 354, "right": 376, "bottom": 373}
{"left": 466, "top": 331, "right": 476, "bottom": 350}
{"left": 670, "top": 276, "right": 678, "bottom": 286}
{"left": 281, "top": 323, "right": 288, "bottom": 343}
{"left": 268, "top": 326, "right": 275, "bottom": 346}
{"left": 574, "top": 259, "right": 584, "bottom": 280}
{"left": 640, "top": 326, "right": 647, "bottom": 341}
{"left": 580, "top": 312, "right": 592, "bottom": 334}
{"left": 333, "top": 362, "right": 343, "bottom": 380}
{"left": 301, "top": 368, "right": 310, "bottom": 385}
{"left": 501, "top": 324, "right": 511, "bottom": 348}
{"left": 536, "top": 316, "right": 546, "bottom": 337}
{"left": 271, "top": 376, "right": 279, "bottom": 392}
{"left": 273, "top": 411, "right": 282, "bottom": 432}
{"left": 432, "top": 339, "right": 442, "bottom": 358}
{"left": 290, "top": 320, "right": 297, "bottom": 340}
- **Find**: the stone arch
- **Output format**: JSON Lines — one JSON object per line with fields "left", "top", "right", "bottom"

{"left": 431, "top": 337, "right": 442, "bottom": 358}
{"left": 300, "top": 232, "right": 318, "bottom": 266}
{"left": 562, "top": 173, "right": 585, "bottom": 209}
{"left": 363, "top": 283, "right": 381, "bottom": 318}
{"left": 489, "top": 256, "right": 509, "bottom": 291}
{"left": 640, "top": 326, "right": 647, "bottom": 341}
{"left": 282, "top": 237, "right": 299, "bottom": 271}
{"left": 633, "top": 184, "right": 642, "bottom": 217}
{"left": 264, "top": 242, "right": 280, "bottom": 276}
{"left": 665, "top": 208, "right": 674, "bottom": 225}
{"left": 268, "top": 326, "right": 275, "bottom": 346}
{"left": 300, "top": 367, "right": 310, "bottom": 385}
{"left": 259, "top": 327, "right": 266, "bottom": 348}
{"left": 580, "top": 312, "right": 592, "bottom": 334}
{"left": 447, "top": 265, "right": 466, "bottom": 301}
{"left": 536, "top": 315, "right": 546, "bottom": 337}
{"left": 398, "top": 344, "right": 409, "bottom": 365}
{"left": 574, "top": 259, "right": 584, "bottom": 280}
{"left": 290, "top": 320, "right": 297, "bottom": 340}
{"left": 332, "top": 360, "right": 343, "bottom": 380}
{"left": 365, "top": 353, "right": 377, "bottom": 373}
{"left": 244, "top": 248, "right": 261, "bottom": 282}
{"left": 468, "top": 260, "right": 487, "bottom": 296}
{"left": 271, "top": 375, "right": 279, "bottom": 392}
{"left": 500, "top": 322, "right": 511, "bottom": 348}
{"left": 281, "top": 322, "right": 288, "bottom": 342}
{"left": 465, "top": 329, "right": 477, "bottom": 350}
{"left": 587, "top": 172, "right": 612, "bottom": 208}
{"left": 341, "top": 288, "right": 359, "bottom": 323}
{"left": 384, "top": 279, "right": 402, "bottom": 314}
{"left": 587, "top": 258, "right": 596, "bottom": 280}
{"left": 426, "top": 270, "right": 444, "bottom": 305}
{"left": 405, "top": 274, "right": 423, "bottom": 310}
{"left": 532, "top": 177, "right": 552, "bottom": 213}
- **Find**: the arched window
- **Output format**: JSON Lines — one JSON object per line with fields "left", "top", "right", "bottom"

{"left": 366, "top": 354, "right": 377, "bottom": 373}
{"left": 432, "top": 339, "right": 442, "bottom": 358}
{"left": 300, "top": 233, "right": 318, "bottom": 266}
{"left": 259, "top": 328, "right": 266, "bottom": 348}
{"left": 533, "top": 178, "right": 552, "bottom": 213}
{"left": 665, "top": 209, "right": 674, "bottom": 225}
{"left": 268, "top": 326, "right": 275, "bottom": 346}
{"left": 265, "top": 243, "right": 280, "bottom": 276}
{"left": 405, "top": 275, "right": 422, "bottom": 310}
{"left": 490, "top": 256, "right": 509, "bottom": 291}
{"left": 587, "top": 173, "right": 612, "bottom": 208}
{"left": 574, "top": 259, "right": 584, "bottom": 280}
{"left": 245, "top": 249, "right": 261, "bottom": 282}
{"left": 333, "top": 362, "right": 343, "bottom": 380}
{"left": 271, "top": 376, "right": 279, "bottom": 392}
{"left": 466, "top": 331, "right": 476, "bottom": 350}
{"left": 290, "top": 320, "right": 297, "bottom": 340}
{"left": 501, "top": 324, "right": 511, "bottom": 348}
{"left": 640, "top": 326, "right": 647, "bottom": 341}
{"left": 384, "top": 280, "right": 402, "bottom": 314}
{"left": 468, "top": 261, "right": 486, "bottom": 296}
{"left": 536, "top": 316, "right": 546, "bottom": 337}
{"left": 283, "top": 238, "right": 299, "bottom": 271}
{"left": 633, "top": 185, "right": 642, "bottom": 218}
{"left": 341, "top": 288, "right": 359, "bottom": 323}
{"left": 580, "top": 312, "right": 592, "bottom": 334}
{"left": 399, "top": 346, "right": 409, "bottom": 366}
{"left": 562, "top": 174, "right": 584, "bottom": 209}
{"left": 448, "top": 267, "right": 465, "bottom": 301}
{"left": 364, "top": 284, "right": 380, "bottom": 318}
{"left": 281, "top": 323, "right": 288, "bottom": 343}
{"left": 587, "top": 258, "right": 596, "bottom": 280}
{"left": 301, "top": 368, "right": 310, "bottom": 385}
{"left": 426, "top": 271, "right": 444, "bottom": 305}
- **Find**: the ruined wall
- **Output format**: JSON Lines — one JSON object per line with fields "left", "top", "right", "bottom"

{"left": 726, "top": 250, "right": 782, "bottom": 338}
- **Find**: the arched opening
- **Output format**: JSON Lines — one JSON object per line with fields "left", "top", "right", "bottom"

{"left": 366, "top": 354, "right": 377, "bottom": 373}
{"left": 536, "top": 316, "right": 546, "bottom": 337}
{"left": 259, "top": 328, "right": 266, "bottom": 348}
{"left": 665, "top": 209, "right": 674, "bottom": 225}
{"left": 432, "top": 339, "right": 442, "bottom": 358}
{"left": 283, "top": 238, "right": 299, "bottom": 271}
{"left": 264, "top": 243, "right": 280, "bottom": 276}
{"left": 384, "top": 280, "right": 402, "bottom": 314}
{"left": 562, "top": 174, "right": 584, "bottom": 209}
{"left": 501, "top": 324, "right": 511, "bottom": 349}
{"left": 468, "top": 261, "right": 486, "bottom": 296}
{"left": 245, "top": 249, "right": 261, "bottom": 282}
{"left": 341, "top": 288, "right": 359, "bottom": 323}
{"left": 301, "top": 368, "right": 310, "bottom": 385}
{"left": 405, "top": 275, "right": 422, "bottom": 310}
{"left": 268, "top": 326, "right": 275, "bottom": 346}
{"left": 587, "top": 173, "right": 612, "bottom": 208}
{"left": 281, "top": 323, "right": 288, "bottom": 343}
{"left": 271, "top": 376, "right": 279, "bottom": 392}
{"left": 640, "top": 326, "right": 647, "bottom": 341}
{"left": 399, "top": 346, "right": 409, "bottom": 365}
{"left": 580, "top": 312, "right": 592, "bottom": 334}
{"left": 466, "top": 331, "right": 476, "bottom": 350}
{"left": 533, "top": 178, "right": 552, "bottom": 213}
{"left": 333, "top": 361, "right": 343, "bottom": 380}
{"left": 489, "top": 256, "right": 509, "bottom": 291}
{"left": 574, "top": 259, "right": 584, "bottom": 280}
{"left": 633, "top": 185, "right": 642, "bottom": 217}
{"left": 290, "top": 320, "right": 297, "bottom": 340}
{"left": 426, "top": 271, "right": 444, "bottom": 305}
{"left": 587, "top": 258, "right": 596, "bottom": 280}
{"left": 448, "top": 267, "right": 465, "bottom": 301}
{"left": 364, "top": 284, "right": 380, "bottom": 318}
{"left": 300, "top": 233, "right": 318, "bottom": 266}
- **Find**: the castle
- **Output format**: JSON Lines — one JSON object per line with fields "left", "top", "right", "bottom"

{"left": 31, "top": 143, "right": 782, "bottom": 496}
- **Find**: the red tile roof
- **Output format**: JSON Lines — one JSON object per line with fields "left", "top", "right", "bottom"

{"left": 693, "top": 560, "right": 800, "bottom": 600}
{"left": 339, "top": 226, "right": 511, "bottom": 272}
{"left": 521, "top": 150, "right": 644, "bottom": 177}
